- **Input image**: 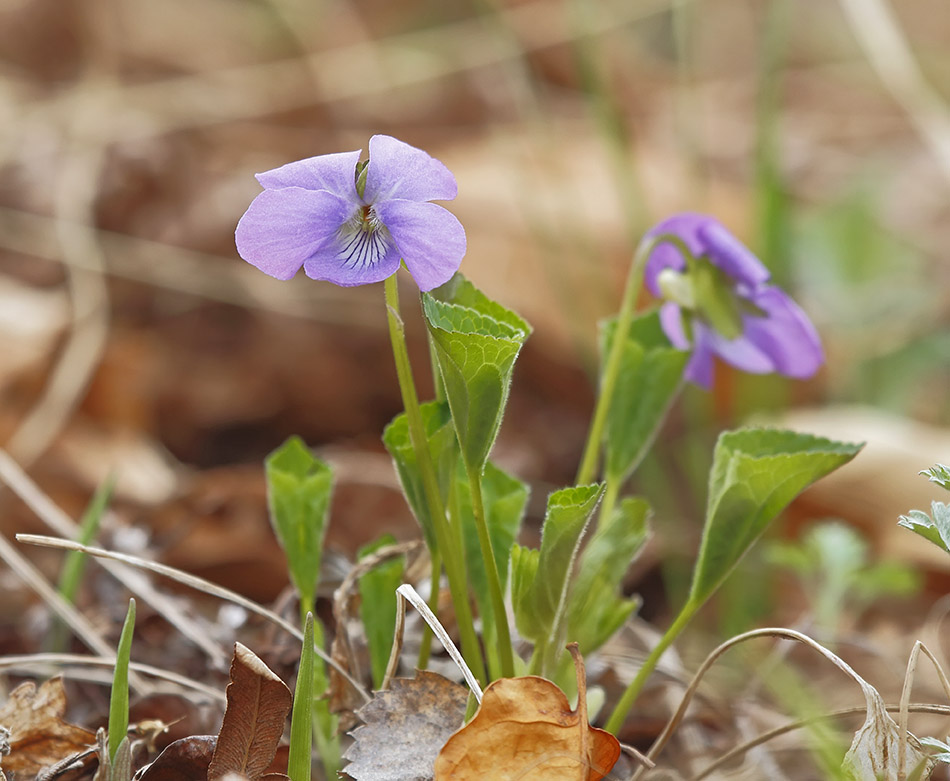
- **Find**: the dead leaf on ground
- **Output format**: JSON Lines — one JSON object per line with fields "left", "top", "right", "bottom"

{"left": 434, "top": 646, "right": 620, "bottom": 780}
{"left": 0, "top": 676, "right": 96, "bottom": 778}
{"left": 207, "top": 643, "right": 291, "bottom": 781}
{"left": 343, "top": 669, "right": 468, "bottom": 781}
{"left": 135, "top": 734, "right": 216, "bottom": 781}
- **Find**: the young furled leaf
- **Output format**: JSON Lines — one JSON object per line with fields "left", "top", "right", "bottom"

{"left": 357, "top": 536, "right": 405, "bottom": 688}
{"left": 899, "top": 502, "right": 950, "bottom": 554}
{"left": 920, "top": 463, "right": 950, "bottom": 491}
{"left": 423, "top": 274, "right": 530, "bottom": 472}
{"left": 265, "top": 436, "right": 333, "bottom": 618}
{"left": 511, "top": 484, "right": 604, "bottom": 675}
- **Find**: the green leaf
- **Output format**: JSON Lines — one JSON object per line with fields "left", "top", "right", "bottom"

{"left": 511, "top": 484, "right": 604, "bottom": 648}
{"left": 898, "top": 503, "right": 950, "bottom": 554}
{"left": 456, "top": 462, "right": 528, "bottom": 668}
{"left": 109, "top": 598, "right": 135, "bottom": 763}
{"left": 601, "top": 313, "right": 688, "bottom": 483}
{"left": 567, "top": 497, "right": 650, "bottom": 653}
{"left": 358, "top": 535, "right": 405, "bottom": 688}
{"left": 423, "top": 275, "right": 531, "bottom": 471}
{"left": 690, "top": 428, "right": 862, "bottom": 606}
{"left": 265, "top": 436, "right": 334, "bottom": 617}
{"left": 920, "top": 464, "right": 950, "bottom": 492}
{"left": 382, "top": 402, "right": 458, "bottom": 551}
{"left": 288, "top": 612, "right": 314, "bottom": 781}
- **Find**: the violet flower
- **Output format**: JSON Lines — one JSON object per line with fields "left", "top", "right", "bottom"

{"left": 235, "top": 135, "right": 466, "bottom": 291}
{"left": 643, "top": 213, "right": 823, "bottom": 388}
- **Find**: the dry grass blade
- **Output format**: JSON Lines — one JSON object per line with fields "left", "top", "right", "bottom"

{"left": 689, "top": 704, "right": 950, "bottom": 781}
{"left": 396, "top": 583, "right": 482, "bottom": 703}
{"left": 16, "top": 533, "right": 370, "bottom": 704}
{"left": 0, "top": 448, "right": 228, "bottom": 669}
{"left": 0, "top": 533, "right": 150, "bottom": 695}
{"left": 897, "top": 641, "right": 950, "bottom": 780}
{"left": 0, "top": 653, "right": 226, "bottom": 704}
{"left": 629, "top": 627, "right": 923, "bottom": 781}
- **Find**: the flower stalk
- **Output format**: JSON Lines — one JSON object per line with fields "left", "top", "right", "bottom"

{"left": 384, "top": 275, "right": 487, "bottom": 686}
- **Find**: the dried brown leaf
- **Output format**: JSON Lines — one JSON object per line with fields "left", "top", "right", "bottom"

{"left": 0, "top": 676, "right": 95, "bottom": 778}
{"left": 135, "top": 735, "right": 216, "bottom": 781}
{"left": 343, "top": 670, "right": 468, "bottom": 781}
{"left": 208, "top": 643, "right": 291, "bottom": 781}
{"left": 433, "top": 673, "right": 620, "bottom": 781}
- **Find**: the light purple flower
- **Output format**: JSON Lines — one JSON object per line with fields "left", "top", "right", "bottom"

{"left": 235, "top": 135, "right": 466, "bottom": 291}
{"left": 643, "top": 213, "right": 824, "bottom": 389}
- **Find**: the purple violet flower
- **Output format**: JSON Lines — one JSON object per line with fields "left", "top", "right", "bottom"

{"left": 235, "top": 135, "right": 466, "bottom": 291}
{"left": 643, "top": 213, "right": 824, "bottom": 389}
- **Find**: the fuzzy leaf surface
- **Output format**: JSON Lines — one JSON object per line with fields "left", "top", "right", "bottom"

{"left": 898, "top": 502, "right": 950, "bottom": 554}
{"left": 511, "top": 484, "right": 604, "bottom": 644}
{"left": 601, "top": 313, "right": 688, "bottom": 482}
{"left": 423, "top": 275, "right": 530, "bottom": 470}
{"left": 567, "top": 497, "right": 650, "bottom": 653}
{"left": 690, "top": 428, "right": 862, "bottom": 606}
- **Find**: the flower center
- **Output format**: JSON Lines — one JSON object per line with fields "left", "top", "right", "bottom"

{"left": 337, "top": 205, "right": 391, "bottom": 271}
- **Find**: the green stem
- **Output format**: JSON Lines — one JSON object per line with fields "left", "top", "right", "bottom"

{"left": 465, "top": 462, "right": 515, "bottom": 679}
{"left": 604, "top": 597, "right": 700, "bottom": 735}
{"left": 597, "top": 471, "right": 621, "bottom": 530}
{"left": 416, "top": 550, "right": 440, "bottom": 669}
{"left": 384, "top": 275, "right": 488, "bottom": 686}
{"left": 576, "top": 234, "right": 692, "bottom": 486}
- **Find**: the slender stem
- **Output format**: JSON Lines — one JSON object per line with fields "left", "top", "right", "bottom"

{"left": 416, "top": 550, "right": 440, "bottom": 669}
{"left": 604, "top": 597, "right": 699, "bottom": 735}
{"left": 383, "top": 275, "right": 487, "bottom": 686}
{"left": 598, "top": 471, "right": 621, "bottom": 531}
{"left": 465, "top": 462, "right": 515, "bottom": 679}
{"left": 576, "top": 234, "right": 691, "bottom": 486}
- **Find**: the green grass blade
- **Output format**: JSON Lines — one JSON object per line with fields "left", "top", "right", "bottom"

{"left": 108, "top": 598, "right": 135, "bottom": 763}
{"left": 288, "top": 612, "right": 314, "bottom": 781}
{"left": 49, "top": 474, "right": 115, "bottom": 652}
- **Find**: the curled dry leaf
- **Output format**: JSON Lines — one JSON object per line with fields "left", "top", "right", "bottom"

{"left": 434, "top": 646, "right": 620, "bottom": 781}
{"left": 343, "top": 670, "right": 468, "bottom": 781}
{"left": 208, "top": 643, "right": 292, "bottom": 781}
{"left": 0, "top": 676, "right": 95, "bottom": 778}
{"left": 134, "top": 735, "right": 216, "bottom": 781}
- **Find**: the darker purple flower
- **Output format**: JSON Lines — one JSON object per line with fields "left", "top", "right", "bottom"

{"left": 643, "top": 213, "right": 823, "bottom": 389}
{"left": 235, "top": 135, "right": 466, "bottom": 291}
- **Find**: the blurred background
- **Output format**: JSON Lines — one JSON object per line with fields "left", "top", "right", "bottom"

{"left": 1, "top": 0, "right": 950, "bottom": 655}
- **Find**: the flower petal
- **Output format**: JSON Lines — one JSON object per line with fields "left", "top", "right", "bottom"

{"left": 375, "top": 199, "right": 466, "bottom": 291}
{"left": 255, "top": 149, "right": 362, "bottom": 202}
{"left": 742, "top": 286, "right": 824, "bottom": 378}
{"left": 697, "top": 220, "right": 770, "bottom": 286}
{"left": 235, "top": 187, "right": 351, "bottom": 280}
{"left": 364, "top": 135, "right": 458, "bottom": 204}
{"left": 705, "top": 328, "right": 775, "bottom": 374}
{"left": 303, "top": 226, "right": 402, "bottom": 287}
{"left": 644, "top": 213, "right": 708, "bottom": 295}
{"left": 658, "top": 301, "right": 691, "bottom": 350}
{"left": 685, "top": 325, "right": 717, "bottom": 389}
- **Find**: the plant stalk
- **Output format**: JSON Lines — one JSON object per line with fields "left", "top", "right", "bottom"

{"left": 384, "top": 275, "right": 487, "bottom": 686}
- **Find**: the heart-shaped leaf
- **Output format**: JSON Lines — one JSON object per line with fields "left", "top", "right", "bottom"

{"left": 601, "top": 313, "right": 688, "bottom": 483}
{"left": 689, "top": 428, "right": 862, "bottom": 607}
{"left": 424, "top": 275, "right": 530, "bottom": 471}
